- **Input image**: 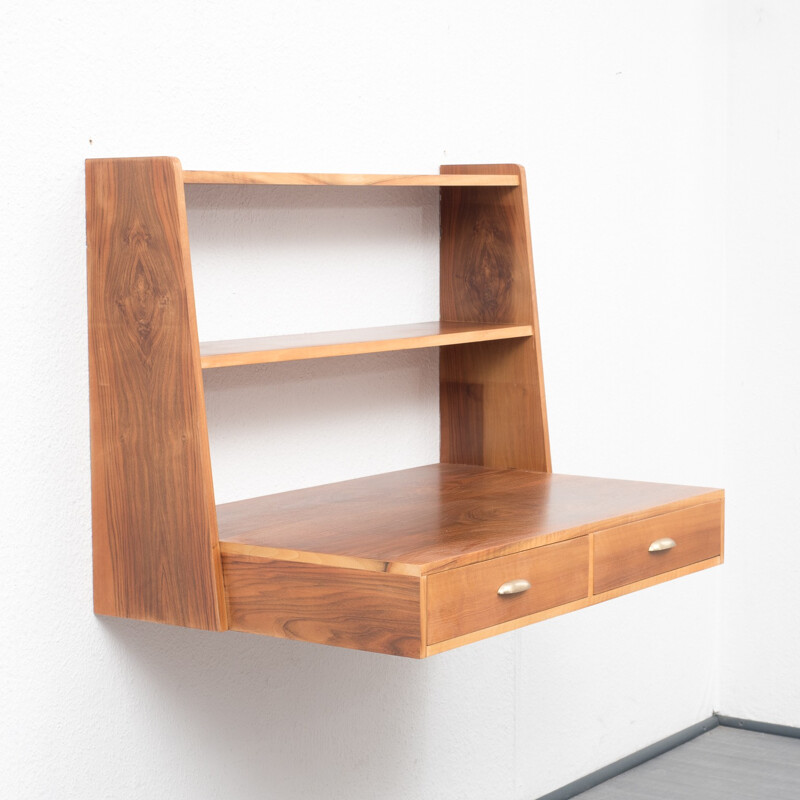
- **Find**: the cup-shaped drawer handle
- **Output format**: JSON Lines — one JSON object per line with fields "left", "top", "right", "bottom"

{"left": 497, "top": 578, "right": 531, "bottom": 596}
{"left": 648, "top": 537, "right": 677, "bottom": 552}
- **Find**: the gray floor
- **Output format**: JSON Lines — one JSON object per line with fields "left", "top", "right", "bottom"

{"left": 573, "top": 726, "right": 800, "bottom": 799}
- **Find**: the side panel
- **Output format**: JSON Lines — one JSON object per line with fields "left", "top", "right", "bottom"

{"left": 87, "top": 157, "right": 227, "bottom": 630}
{"left": 440, "top": 164, "right": 551, "bottom": 471}
{"left": 222, "top": 554, "right": 423, "bottom": 658}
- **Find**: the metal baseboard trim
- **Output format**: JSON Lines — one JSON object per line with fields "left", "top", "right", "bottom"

{"left": 534, "top": 716, "right": 719, "bottom": 800}
{"left": 716, "top": 715, "right": 800, "bottom": 739}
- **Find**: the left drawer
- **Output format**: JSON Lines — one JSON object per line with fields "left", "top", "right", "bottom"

{"left": 426, "top": 537, "right": 590, "bottom": 645}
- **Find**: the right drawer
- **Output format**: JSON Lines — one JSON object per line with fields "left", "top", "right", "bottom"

{"left": 593, "top": 500, "right": 723, "bottom": 595}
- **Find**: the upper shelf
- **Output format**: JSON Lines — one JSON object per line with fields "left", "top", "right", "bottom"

{"left": 182, "top": 171, "right": 520, "bottom": 187}
{"left": 199, "top": 321, "right": 533, "bottom": 368}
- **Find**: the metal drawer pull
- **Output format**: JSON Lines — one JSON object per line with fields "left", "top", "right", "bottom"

{"left": 497, "top": 578, "right": 531, "bottom": 596}
{"left": 648, "top": 537, "right": 677, "bottom": 552}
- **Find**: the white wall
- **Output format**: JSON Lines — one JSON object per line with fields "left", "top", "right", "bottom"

{"left": 721, "top": 1, "right": 800, "bottom": 727}
{"left": 2, "top": 2, "right": 736, "bottom": 798}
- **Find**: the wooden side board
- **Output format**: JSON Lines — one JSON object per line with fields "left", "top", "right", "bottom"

{"left": 439, "top": 165, "right": 551, "bottom": 472}
{"left": 87, "top": 157, "right": 722, "bottom": 659}
{"left": 87, "top": 157, "right": 227, "bottom": 630}
{"left": 223, "top": 529, "right": 722, "bottom": 659}
{"left": 222, "top": 553, "right": 423, "bottom": 657}
{"left": 218, "top": 476, "right": 723, "bottom": 658}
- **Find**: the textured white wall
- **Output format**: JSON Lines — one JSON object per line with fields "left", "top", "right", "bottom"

{"left": 721, "top": 1, "right": 800, "bottom": 727}
{"left": 2, "top": 2, "right": 729, "bottom": 798}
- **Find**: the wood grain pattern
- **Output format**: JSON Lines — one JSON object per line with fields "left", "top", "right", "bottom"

{"left": 439, "top": 164, "right": 551, "bottom": 472}
{"left": 200, "top": 321, "right": 533, "bottom": 368}
{"left": 425, "top": 597, "right": 591, "bottom": 657}
{"left": 182, "top": 170, "right": 520, "bottom": 187}
{"left": 426, "top": 556, "right": 723, "bottom": 656}
{"left": 589, "top": 556, "right": 722, "bottom": 607}
{"left": 222, "top": 553, "right": 422, "bottom": 657}
{"left": 426, "top": 536, "right": 589, "bottom": 644}
{"left": 87, "top": 157, "right": 227, "bottom": 630}
{"left": 593, "top": 501, "right": 723, "bottom": 594}
{"left": 217, "top": 464, "right": 723, "bottom": 575}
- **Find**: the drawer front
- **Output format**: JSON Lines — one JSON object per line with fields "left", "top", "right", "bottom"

{"left": 426, "top": 537, "right": 589, "bottom": 644}
{"left": 593, "top": 500, "right": 723, "bottom": 595}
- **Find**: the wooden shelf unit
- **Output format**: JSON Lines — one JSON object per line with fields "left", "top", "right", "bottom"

{"left": 86, "top": 156, "right": 724, "bottom": 657}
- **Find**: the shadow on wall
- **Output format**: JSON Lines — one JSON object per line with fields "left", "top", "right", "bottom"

{"left": 97, "top": 614, "right": 517, "bottom": 799}
{"left": 99, "top": 616, "right": 431, "bottom": 798}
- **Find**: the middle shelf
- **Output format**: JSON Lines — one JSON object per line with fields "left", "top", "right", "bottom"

{"left": 199, "top": 320, "right": 533, "bottom": 368}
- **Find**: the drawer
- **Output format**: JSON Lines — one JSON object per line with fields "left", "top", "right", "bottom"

{"left": 426, "top": 537, "right": 589, "bottom": 644}
{"left": 593, "top": 500, "right": 723, "bottom": 595}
